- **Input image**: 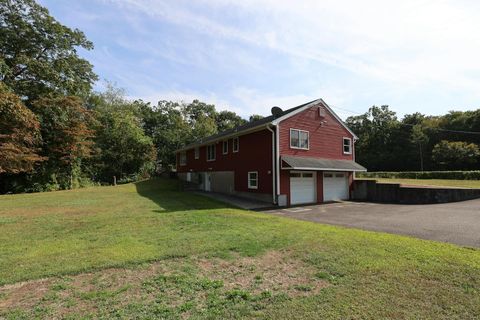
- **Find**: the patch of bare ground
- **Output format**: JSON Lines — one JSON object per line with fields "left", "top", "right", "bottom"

{"left": 0, "top": 251, "right": 327, "bottom": 317}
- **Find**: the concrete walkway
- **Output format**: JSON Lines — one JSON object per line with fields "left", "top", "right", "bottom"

{"left": 194, "top": 191, "right": 273, "bottom": 210}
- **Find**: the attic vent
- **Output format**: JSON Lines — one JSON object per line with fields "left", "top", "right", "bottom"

{"left": 319, "top": 107, "right": 326, "bottom": 118}
{"left": 271, "top": 106, "right": 283, "bottom": 118}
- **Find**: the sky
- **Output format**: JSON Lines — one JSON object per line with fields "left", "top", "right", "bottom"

{"left": 40, "top": 0, "right": 480, "bottom": 120}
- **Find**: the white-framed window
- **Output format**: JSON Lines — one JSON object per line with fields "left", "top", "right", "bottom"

{"left": 290, "top": 129, "right": 309, "bottom": 150}
{"left": 194, "top": 147, "right": 199, "bottom": 159}
{"left": 248, "top": 171, "right": 258, "bottom": 189}
{"left": 343, "top": 137, "right": 352, "bottom": 154}
{"left": 222, "top": 140, "right": 228, "bottom": 154}
{"left": 207, "top": 144, "right": 216, "bottom": 161}
{"left": 179, "top": 151, "right": 187, "bottom": 166}
{"left": 233, "top": 137, "right": 239, "bottom": 153}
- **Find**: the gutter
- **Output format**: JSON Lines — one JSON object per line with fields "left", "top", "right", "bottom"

{"left": 266, "top": 125, "right": 276, "bottom": 204}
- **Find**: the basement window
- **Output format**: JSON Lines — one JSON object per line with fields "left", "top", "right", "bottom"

{"left": 343, "top": 137, "right": 352, "bottom": 154}
{"left": 248, "top": 171, "right": 258, "bottom": 189}
{"left": 207, "top": 144, "right": 216, "bottom": 161}
{"left": 290, "top": 129, "right": 309, "bottom": 150}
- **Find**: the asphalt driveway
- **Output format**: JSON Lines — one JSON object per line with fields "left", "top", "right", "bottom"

{"left": 263, "top": 199, "right": 480, "bottom": 248}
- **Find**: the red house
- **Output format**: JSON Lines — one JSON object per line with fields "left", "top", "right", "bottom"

{"left": 176, "top": 99, "right": 366, "bottom": 206}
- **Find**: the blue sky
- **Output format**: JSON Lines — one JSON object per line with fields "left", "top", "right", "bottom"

{"left": 40, "top": 0, "right": 480, "bottom": 119}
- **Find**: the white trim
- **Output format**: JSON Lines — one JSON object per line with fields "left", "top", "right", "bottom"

{"left": 289, "top": 128, "right": 310, "bottom": 150}
{"left": 206, "top": 144, "right": 216, "bottom": 162}
{"left": 343, "top": 137, "right": 352, "bottom": 155}
{"left": 222, "top": 140, "right": 228, "bottom": 155}
{"left": 248, "top": 171, "right": 258, "bottom": 189}
{"left": 271, "top": 99, "right": 358, "bottom": 140}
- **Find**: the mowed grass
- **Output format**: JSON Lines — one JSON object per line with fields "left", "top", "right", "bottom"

{"left": 1, "top": 179, "right": 480, "bottom": 319}
{"left": 372, "top": 178, "right": 480, "bottom": 188}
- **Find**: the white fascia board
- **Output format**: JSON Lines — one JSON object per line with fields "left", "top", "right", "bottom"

{"left": 281, "top": 166, "right": 367, "bottom": 172}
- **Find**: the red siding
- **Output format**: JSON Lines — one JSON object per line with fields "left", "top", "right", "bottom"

{"left": 316, "top": 172, "right": 324, "bottom": 203}
{"left": 279, "top": 104, "right": 354, "bottom": 161}
{"left": 177, "top": 129, "right": 273, "bottom": 194}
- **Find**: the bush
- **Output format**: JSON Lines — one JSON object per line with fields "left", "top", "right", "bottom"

{"left": 357, "top": 171, "right": 480, "bottom": 180}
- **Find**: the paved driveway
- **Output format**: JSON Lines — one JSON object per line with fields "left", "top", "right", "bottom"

{"left": 263, "top": 199, "right": 480, "bottom": 248}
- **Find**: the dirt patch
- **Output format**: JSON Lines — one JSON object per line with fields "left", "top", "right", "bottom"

{"left": 0, "top": 251, "right": 328, "bottom": 317}
{"left": 197, "top": 251, "right": 328, "bottom": 297}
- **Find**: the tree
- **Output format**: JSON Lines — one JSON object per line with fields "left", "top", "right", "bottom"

{"left": 216, "top": 110, "right": 246, "bottom": 132}
{"left": 94, "top": 104, "right": 157, "bottom": 181}
{"left": 0, "top": 83, "right": 43, "bottom": 174}
{"left": 431, "top": 140, "right": 480, "bottom": 170}
{"left": 249, "top": 114, "right": 263, "bottom": 122}
{"left": 31, "top": 96, "right": 95, "bottom": 188}
{"left": 410, "top": 124, "right": 429, "bottom": 171}
{"left": 0, "top": 0, "right": 97, "bottom": 100}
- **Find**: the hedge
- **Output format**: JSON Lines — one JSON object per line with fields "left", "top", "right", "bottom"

{"left": 356, "top": 171, "right": 480, "bottom": 180}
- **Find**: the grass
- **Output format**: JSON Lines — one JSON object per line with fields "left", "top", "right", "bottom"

{"left": 370, "top": 178, "right": 480, "bottom": 188}
{"left": 1, "top": 178, "right": 479, "bottom": 319}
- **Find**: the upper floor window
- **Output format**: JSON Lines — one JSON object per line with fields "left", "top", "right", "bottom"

{"left": 222, "top": 140, "right": 228, "bottom": 154}
{"left": 194, "top": 147, "right": 199, "bottom": 159}
{"left": 343, "top": 137, "right": 352, "bottom": 154}
{"left": 233, "top": 137, "right": 239, "bottom": 152}
{"left": 179, "top": 151, "right": 187, "bottom": 166}
{"left": 248, "top": 171, "right": 258, "bottom": 189}
{"left": 290, "top": 129, "right": 309, "bottom": 150}
{"left": 207, "top": 144, "right": 216, "bottom": 161}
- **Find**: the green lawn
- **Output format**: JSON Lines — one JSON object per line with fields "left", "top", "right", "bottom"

{"left": 371, "top": 178, "right": 480, "bottom": 188}
{"left": 1, "top": 179, "right": 479, "bottom": 319}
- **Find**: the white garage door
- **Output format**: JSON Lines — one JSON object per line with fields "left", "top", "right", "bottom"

{"left": 290, "top": 171, "right": 316, "bottom": 205}
{"left": 323, "top": 172, "right": 349, "bottom": 202}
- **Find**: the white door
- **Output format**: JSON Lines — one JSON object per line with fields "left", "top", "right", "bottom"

{"left": 290, "top": 171, "right": 316, "bottom": 205}
{"left": 204, "top": 173, "right": 211, "bottom": 191}
{"left": 186, "top": 172, "right": 192, "bottom": 182}
{"left": 323, "top": 172, "right": 349, "bottom": 202}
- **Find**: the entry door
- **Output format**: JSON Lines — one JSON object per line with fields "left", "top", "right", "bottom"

{"left": 204, "top": 173, "right": 211, "bottom": 191}
{"left": 290, "top": 171, "right": 316, "bottom": 205}
{"left": 323, "top": 172, "right": 349, "bottom": 201}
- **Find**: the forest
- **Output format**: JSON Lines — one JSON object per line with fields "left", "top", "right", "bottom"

{"left": 1, "top": 0, "right": 479, "bottom": 194}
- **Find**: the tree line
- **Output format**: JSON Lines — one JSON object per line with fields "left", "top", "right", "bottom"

{"left": 346, "top": 106, "right": 480, "bottom": 172}
{"left": 2, "top": 1, "right": 479, "bottom": 194}
{"left": 0, "top": 0, "right": 261, "bottom": 193}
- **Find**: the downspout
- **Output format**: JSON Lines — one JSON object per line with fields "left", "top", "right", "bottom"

{"left": 266, "top": 125, "right": 276, "bottom": 204}
{"left": 275, "top": 123, "right": 280, "bottom": 198}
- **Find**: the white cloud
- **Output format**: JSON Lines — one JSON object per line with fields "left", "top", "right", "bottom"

{"left": 111, "top": 0, "right": 480, "bottom": 92}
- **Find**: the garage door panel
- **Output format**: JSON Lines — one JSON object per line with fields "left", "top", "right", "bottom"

{"left": 323, "top": 172, "right": 349, "bottom": 202}
{"left": 290, "top": 172, "right": 316, "bottom": 205}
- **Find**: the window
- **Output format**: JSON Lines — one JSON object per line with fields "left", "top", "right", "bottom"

{"left": 233, "top": 137, "right": 239, "bottom": 152}
{"left": 248, "top": 171, "right": 258, "bottom": 189}
{"left": 290, "top": 129, "right": 309, "bottom": 149}
{"left": 222, "top": 140, "right": 228, "bottom": 154}
{"left": 179, "top": 151, "right": 186, "bottom": 166}
{"left": 343, "top": 137, "right": 352, "bottom": 154}
{"left": 207, "top": 144, "right": 216, "bottom": 161}
{"left": 194, "top": 147, "right": 199, "bottom": 159}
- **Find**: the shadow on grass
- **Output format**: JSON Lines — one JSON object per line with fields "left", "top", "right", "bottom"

{"left": 134, "top": 178, "right": 231, "bottom": 213}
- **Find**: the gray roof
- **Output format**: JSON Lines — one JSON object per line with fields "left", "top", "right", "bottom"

{"left": 282, "top": 155, "right": 367, "bottom": 172}
{"left": 178, "top": 99, "right": 320, "bottom": 151}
